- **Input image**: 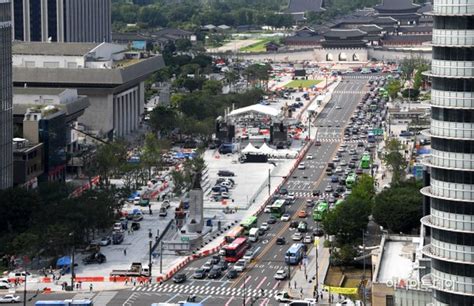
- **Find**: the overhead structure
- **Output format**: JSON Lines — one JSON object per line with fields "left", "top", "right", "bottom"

{"left": 227, "top": 104, "right": 282, "bottom": 119}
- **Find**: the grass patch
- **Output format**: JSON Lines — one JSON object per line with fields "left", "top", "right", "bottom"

{"left": 239, "top": 38, "right": 274, "bottom": 53}
{"left": 284, "top": 79, "right": 322, "bottom": 88}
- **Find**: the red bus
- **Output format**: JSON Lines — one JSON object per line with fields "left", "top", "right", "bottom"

{"left": 222, "top": 237, "right": 249, "bottom": 262}
{"left": 224, "top": 226, "right": 244, "bottom": 243}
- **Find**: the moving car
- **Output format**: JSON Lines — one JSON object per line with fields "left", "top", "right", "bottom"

{"left": 267, "top": 216, "right": 277, "bottom": 224}
{"left": 226, "top": 269, "right": 238, "bottom": 279}
{"left": 303, "top": 235, "right": 313, "bottom": 244}
{"left": 218, "top": 170, "right": 235, "bottom": 177}
{"left": 243, "top": 249, "right": 257, "bottom": 261}
{"left": 276, "top": 237, "right": 286, "bottom": 245}
{"left": 274, "top": 269, "right": 288, "bottom": 280}
{"left": 275, "top": 292, "right": 293, "bottom": 303}
{"left": 292, "top": 232, "right": 303, "bottom": 241}
{"left": 201, "top": 261, "right": 213, "bottom": 272}
{"left": 260, "top": 222, "right": 270, "bottom": 231}
{"left": 306, "top": 154, "right": 313, "bottom": 160}
{"left": 297, "top": 162, "right": 306, "bottom": 170}
{"left": 0, "top": 295, "right": 20, "bottom": 303}
{"left": 281, "top": 213, "right": 291, "bottom": 222}
{"left": 234, "top": 259, "right": 247, "bottom": 272}
{"left": 173, "top": 273, "right": 187, "bottom": 284}
{"left": 208, "top": 267, "right": 222, "bottom": 279}
{"left": 193, "top": 268, "right": 207, "bottom": 279}
{"left": 298, "top": 210, "right": 307, "bottom": 218}
{"left": 82, "top": 252, "right": 106, "bottom": 265}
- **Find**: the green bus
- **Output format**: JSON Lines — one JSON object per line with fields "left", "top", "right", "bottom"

{"left": 360, "top": 153, "right": 371, "bottom": 169}
{"left": 313, "top": 201, "right": 329, "bottom": 221}
{"left": 345, "top": 173, "right": 357, "bottom": 189}
{"left": 240, "top": 216, "right": 258, "bottom": 234}
{"left": 270, "top": 199, "right": 286, "bottom": 218}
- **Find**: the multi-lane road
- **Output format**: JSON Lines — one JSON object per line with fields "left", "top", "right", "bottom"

{"left": 24, "top": 76, "right": 371, "bottom": 306}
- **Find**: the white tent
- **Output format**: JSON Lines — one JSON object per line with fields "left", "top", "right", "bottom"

{"left": 227, "top": 104, "right": 281, "bottom": 118}
{"left": 259, "top": 143, "right": 275, "bottom": 155}
{"left": 241, "top": 143, "right": 260, "bottom": 154}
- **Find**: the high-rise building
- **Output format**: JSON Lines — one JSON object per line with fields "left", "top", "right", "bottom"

{"left": 420, "top": 0, "right": 474, "bottom": 305}
{"left": 11, "top": 0, "right": 111, "bottom": 43}
{"left": 0, "top": 0, "right": 13, "bottom": 190}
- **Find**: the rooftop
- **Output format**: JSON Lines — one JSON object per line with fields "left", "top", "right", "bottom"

{"left": 323, "top": 29, "right": 367, "bottom": 39}
{"left": 375, "top": 0, "right": 420, "bottom": 12}
{"left": 288, "top": 0, "right": 325, "bottom": 13}
{"left": 12, "top": 42, "right": 100, "bottom": 56}
{"left": 377, "top": 237, "right": 420, "bottom": 283}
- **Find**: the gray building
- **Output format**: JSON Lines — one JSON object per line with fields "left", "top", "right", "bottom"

{"left": 0, "top": 0, "right": 13, "bottom": 189}
{"left": 420, "top": 0, "right": 474, "bottom": 305}
{"left": 11, "top": 0, "right": 111, "bottom": 43}
{"left": 12, "top": 42, "right": 165, "bottom": 139}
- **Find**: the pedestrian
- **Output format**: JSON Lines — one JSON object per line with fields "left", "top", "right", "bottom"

{"left": 128, "top": 229, "right": 131, "bottom": 235}
{"left": 75, "top": 283, "right": 79, "bottom": 290}
{"left": 125, "top": 278, "right": 128, "bottom": 285}
{"left": 133, "top": 279, "right": 137, "bottom": 286}
{"left": 79, "top": 281, "right": 82, "bottom": 289}
{"left": 89, "top": 283, "right": 93, "bottom": 292}
{"left": 124, "top": 248, "right": 127, "bottom": 256}
{"left": 294, "top": 281, "right": 297, "bottom": 289}
{"left": 320, "top": 292, "right": 323, "bottom": 300}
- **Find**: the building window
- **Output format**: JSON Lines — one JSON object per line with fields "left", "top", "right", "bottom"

{"left": 386, "top": 295, "right": 394, "bottom": 306}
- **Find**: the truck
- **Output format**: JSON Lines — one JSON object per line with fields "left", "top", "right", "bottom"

{"left": 35, "top": 300, "right": 93, "bottom": 306}
{"left": 110, "top": 262, "right": 150, "bottom": 277}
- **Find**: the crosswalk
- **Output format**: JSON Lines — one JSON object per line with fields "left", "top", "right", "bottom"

{"left": 333, "top": 90, "right": 367, "bottom": 94}
{"left": 132, "top": 283, "right": 280, "bottom": 297}
{"left": 316, "top": 138, "right": 368, "bottom": 143}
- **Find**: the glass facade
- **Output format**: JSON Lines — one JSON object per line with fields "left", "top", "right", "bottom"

{"left": 424, "top": 1, "right": 474, "bottom": 304}
{"left": 0, "top": 1, "right": 12, "bottom": 189}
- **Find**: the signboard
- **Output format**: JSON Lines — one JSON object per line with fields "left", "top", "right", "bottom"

{"left": 324, "top": 286, "right": 358, "bottom": 295}
{"left": 181, "top": 236, "right": 190, "bottom": 242}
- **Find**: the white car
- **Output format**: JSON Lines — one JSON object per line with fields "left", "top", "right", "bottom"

{"left": 281, "top": 213, "right": 291, "bottom": 222}
{"left": 243, "top": 249, "right": 257, "bottom": 261}
{"left": 0, "top": 295, "right": 20, "bottom": 303}
{"left": 337, "top": 147, "right": 345, "bottom": 152}
{"left": 335, "top": 105, "right": 342, "bottom": 109}
{"left": 234, "top": 259, "right": 247, "bottom": 272}
{"left": 260, "top": 222, "right": 270, "bottom": 231}
{"left": 292, "top": 232, "right": 303, "bottom": 241}
{"left": 298, "top": 163, "right": 306, "bottom": 170}
{"left": 0, "top": 283, "right": 10, "bottom": 290}
{"left": 303, "top": 235, "right": 313, "bottom": 244}
{"left": 332, "top": 156, "right": 340, "bottom": 163}
{"left": 264, "top": 205, "right": 271, "bottom": 213}
{"left": 306, "top": 154, "right": 313, "bottom": 160}
{"left": 286, "top": 193, "right": 296, "bottom": 202}
{"left": 335, "top": 166, "right": 343, "bottom": 173}
{"left": 274, "top": 269, "right": 288, "bottom": 280}
{"left": 275, "top": 291, "right": 293, "bottom": 303}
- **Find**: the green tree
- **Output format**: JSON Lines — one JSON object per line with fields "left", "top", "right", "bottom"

{"left": 202, "top": 80, "right": 223, "bottom": 95}
{"left": 386, "top": 80, "right": 401, "bottom": 100}
{"left": 383, "top": 138, "right": 407, "bottom": 185}
{"left": 175, "top": 39, "right": 192, "bottom": 52}
{"left": 373, "top": 180, "right": 423, "bottom": 233}
{"left": 95, "top": 141, "right": 128, "bottom": 185}
{"left": 141, "top": 133, "right": 170, "bottom": 179}
{"left": 149, "top": 105, "right": 178, "bottom": 135}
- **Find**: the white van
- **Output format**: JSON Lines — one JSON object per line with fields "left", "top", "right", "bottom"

{"left": 249, "top": 228, "right": 259, "bottom": 242}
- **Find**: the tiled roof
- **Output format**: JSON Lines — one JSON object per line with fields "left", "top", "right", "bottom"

{"left": 288, "top": 0, "right": 324, "bottom": 13}
{"left": 375, "top": 0, "right": 420, "bottom": 11}
{"left": 323, "top": 29, "right": 367, "bottom": 39}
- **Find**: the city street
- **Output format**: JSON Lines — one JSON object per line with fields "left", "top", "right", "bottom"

{"left": 98, "top": 76, "right": 371, "bottom": 306}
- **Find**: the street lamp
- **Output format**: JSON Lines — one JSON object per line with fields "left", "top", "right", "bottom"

{"left": 69, "top": 232, "right": 75, "bottom": 291}
{"left": 308, "top": 110, "right": 315, "bottom": 141}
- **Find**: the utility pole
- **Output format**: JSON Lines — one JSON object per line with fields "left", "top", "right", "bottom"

{"left": 160, "top": 242, "right": 163, "bottom": 274}
{"left": 268, "top": 169, "right": 271, "bottom": 196}
{"left": 23, "top": 268, "right": 27, "bottom": 306}
{"left": 362, "top": 231, "right": 367, "bottom": 306}
{"left": 314, "top": 238, "right": 319, "bottom": 297}
{"left": 148, "top": 240, "right": 152, "bottom": 279}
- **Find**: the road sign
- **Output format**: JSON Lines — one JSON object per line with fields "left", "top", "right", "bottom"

{"left": 314, "top": 238, "right": 320, "bottom": 247}
{"left": 181, "top": 236, "right": 189, "bottom": 242}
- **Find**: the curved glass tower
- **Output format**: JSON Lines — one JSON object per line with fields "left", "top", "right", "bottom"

{"left": 420, "top": 0, "right": 474, "bottom": 305}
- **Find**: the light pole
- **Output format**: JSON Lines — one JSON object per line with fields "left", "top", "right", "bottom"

{"left": 22, "top": 268, "right": 27, "bottom": 306}
{"left": 148, "top": 240, "right": 152, "bottom": 280}
{"left": 314, "top": 238, "right": 319, "bottom": 298}
{"left": 69, "top": 232, "right": 75, "bottom": 291}
{"left": 308, "top": 110, "right": 315, "bottom": 141}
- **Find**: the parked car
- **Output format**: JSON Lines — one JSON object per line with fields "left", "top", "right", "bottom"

{"left": 82, "top": 252, "right": 106, "bottom": 265}
{"left": 173, "top": 273, "right": 187, "bottom": 284}
{"left": 0, "top": 295, "right": 20, "bottom": 303}
{"left": 99, "top": 236, "right": 111, "bottom": 246}
{"left": 218, "top": 170, "right": 235, "bottom": 177}
{"left": 0, "top": 283, "right": 10, "bottom": 290}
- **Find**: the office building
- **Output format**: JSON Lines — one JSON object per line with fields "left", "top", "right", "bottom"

{"left": 12, "top": 42, "right": 165, "bottom": 138}
{"left": 0, "top": 0, "right": 13, "bottom": 189}
{"left": 11, "top": 0, "right": 111, "bottom": 43}
{"left": 420, "top": 0, "right": 474, "bottom": 305}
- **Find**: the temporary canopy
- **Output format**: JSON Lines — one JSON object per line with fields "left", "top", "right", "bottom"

{"left": 56, "top": 256, "right": 71, "bottom": 268}
{"left": 228, "top": 104, "right": 281, "bottom": 118}
{"left": 241, "top": 143, "right": 260, "bottom": 154}
{"left": 259, "top": 143, "right": 275, "bottom": 155}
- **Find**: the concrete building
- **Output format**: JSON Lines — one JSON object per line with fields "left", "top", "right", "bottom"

{"left": 11, "top": 0, "right": 111, "bottom": 43}
{"left": 12, "top": 42, "right": 165, "bottom": 138}
{"left": 0, "top": 0, "right": 13, "bottom": 190}
{"left": 13, "top": 138, "right": 43, "bottom": 189}
{"left": 420, "top": 0, "right": 474, "bottom": 305}
{"left": 371, "top": 235, "right": 432, "bottom": 306}
{"left": 13, "top": 88, "right": 89, "bottom": 182}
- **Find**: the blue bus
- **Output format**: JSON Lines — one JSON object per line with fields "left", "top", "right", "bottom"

{"left": 285, "top": 243, "right": 305, "bottom": 265}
